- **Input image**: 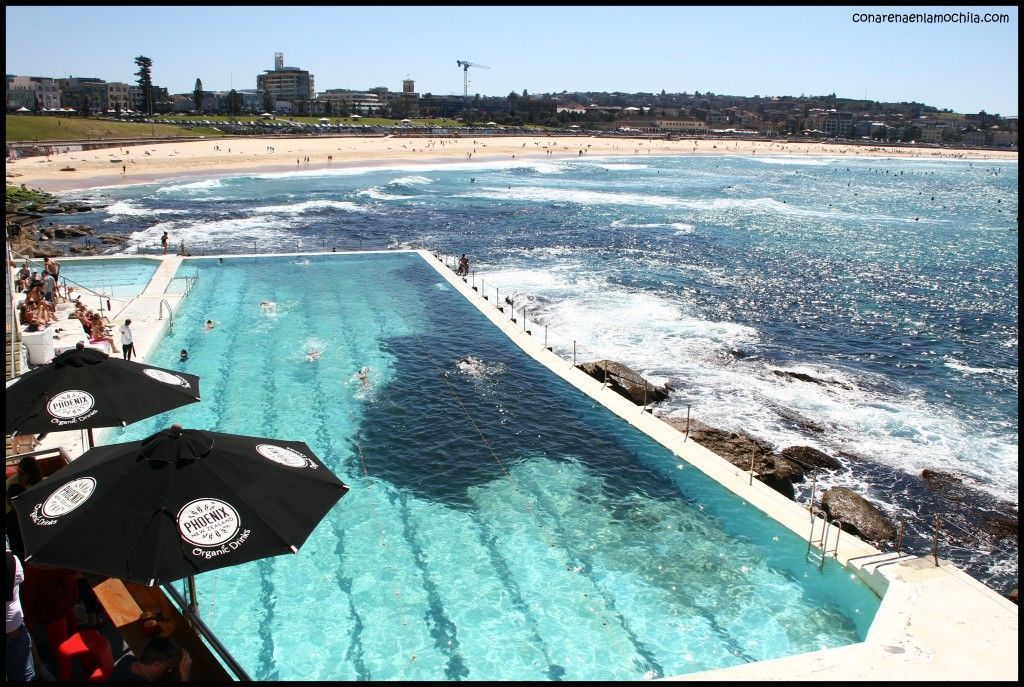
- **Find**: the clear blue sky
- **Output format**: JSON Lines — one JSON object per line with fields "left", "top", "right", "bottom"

{"left": 5, "top": 5, "right": 1018, "bottom": 114}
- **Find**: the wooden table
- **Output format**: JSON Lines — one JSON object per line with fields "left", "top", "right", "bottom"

{"left": 91, "top": 578, "right": 233, "bottom": 680}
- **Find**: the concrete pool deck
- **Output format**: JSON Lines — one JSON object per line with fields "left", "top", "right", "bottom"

{"left": 22, "top": 251, "right": 1018, "bottom": 681}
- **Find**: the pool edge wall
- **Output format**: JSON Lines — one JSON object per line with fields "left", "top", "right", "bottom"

{"left": 417, "top": 249, "right": 1019, "bottom": 682}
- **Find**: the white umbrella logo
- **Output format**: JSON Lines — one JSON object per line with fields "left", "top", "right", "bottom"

{"left": 178, "top": 498, "right": 241, "bottom": 548}
{"left": 47, "top": 390, "right": 95, "bottom": 420}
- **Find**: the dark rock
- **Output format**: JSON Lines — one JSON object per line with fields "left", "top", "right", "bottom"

{"left": 52, "top": 224, "right": 94, "bottom": 239}
{"left": 35, "top": 205, "right": 67, "bottom": 214}
{"left": 772, "top": 369, "right": 853, "bottom": 390}
{"left": 27, "top": 244, "right": 63, "bottom": 258}
{"left": 921, "top": 468, "right": 964, "bottom": 493}
{"left": 976, "top": 511, "right": 1019, "bottom": 542}
{"left": 661, "top": 417, "right": 773, "bottom": 461}
{"left": 758, "top": 472, "right": 796, "bottom": 499}
{"left": 658, "top": 416, "right": 798, "bottom": 499}
{"left": 98, "top": 234, "right": 129, "bottom": 244}
{"left": 576, "top": 359, "right": 670, "bottom": 406}
{"left": 69, "top": 243, "right": 98, "bottom": 255}
{"left": 771, "top": 405, "right": 828, "bottom": 434}
{"left": 781, "top": 446, "right": 844, "bottom": 471}
{"left": 770, "top": 455, "right": 806, "bottom": 483}
{"left": 821, "top": 487, "right": 897, "bottom": 542}
{"left": 918, "top": 469, "right": 1018, "bottom": 542}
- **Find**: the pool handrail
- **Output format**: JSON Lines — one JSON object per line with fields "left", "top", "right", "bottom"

{"left": 158, "top": 299, "right": 173, "bottom": 331}
{"left": 160, "top": 582, "right": 252, "bottom": 681}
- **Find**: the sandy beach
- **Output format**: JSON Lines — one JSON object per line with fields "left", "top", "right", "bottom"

{"left": 6, "top": 135, "right": 1017, "bottom": 191}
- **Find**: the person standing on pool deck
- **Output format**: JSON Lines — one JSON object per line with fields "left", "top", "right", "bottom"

{"left": 6, "top": 550, "right": 36, "bottom": 682}
{"left": 119, "top": 319, "right": 135, "bottom": 360}
{"left": 161, "top": 231, "right": 169, "bottom": 255}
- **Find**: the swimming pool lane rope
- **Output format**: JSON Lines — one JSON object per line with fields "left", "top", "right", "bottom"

{"left": 361, "top": 271, "right": 643, "bottom": 672}
{"left": 409, "top": 329, "right": 647, "bottom": 671}
{"left": 326, "top": 292, "right": 423, "bottom": 679}
{"left": 340, "top": 269, "right": 652, "bottom": 675}
{"left": 350, "top": 435, "right": 425, "bottom": 680}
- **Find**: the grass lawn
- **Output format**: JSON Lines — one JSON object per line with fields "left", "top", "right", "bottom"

{"left": 5, "top": 115, "right": 210, "bottom": 142}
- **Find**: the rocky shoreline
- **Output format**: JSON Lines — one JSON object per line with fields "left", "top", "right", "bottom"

{"left": 577, "top": 357, "right": 1019, "bottom": 602}
{"left": 6, "top": 184, "right": 124, "bottom": 257}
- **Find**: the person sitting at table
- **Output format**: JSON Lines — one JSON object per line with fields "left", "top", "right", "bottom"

{"left": 110, "top": 635, "right": 191, "bottom": 682}
{"left": 5, "top": 457, "right": 42, "bottom": 516}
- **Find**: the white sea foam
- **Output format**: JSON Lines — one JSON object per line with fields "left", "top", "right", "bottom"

{"left": 611, "top": 220, "right": 695, "bottom": 235}
{"left": 942, "top": 358, "right": 1005, "bottom": 376}
{"left": 457, "top": 186, "right": 690, "bottom": 208}
{"left": 131, "top": 213, "right": 303, "bottom": 250}
{"left": 357, "top": 187, "right": 414, "bottom": 201}
{"left": 154, "top": 178, "right": 223, "bottom": 195}
{"left": 480, "top": 256, "right": 1018, "bottom": 503}
{"left": 750, "top": 156, "right": 846, "bottom": 166}
{"left": 457, "top": 187, "right": 935, "bottom": 223}
{"left": 583, "top": 162, "right": 651, "bottom": 170}
{"left": 519, "top": 161, "right": 564, "bottom": 174}
{"left": 388, "top": 175, "right": 434, "bottom": 186}
{"left": 104, "top": 200, "right": 188, "bottom": 217}
{"left": 240, "top": 158, "right": 566, "bottom": 182}
{"left": 254, "top": 199, "right": 368, "bottom": 214}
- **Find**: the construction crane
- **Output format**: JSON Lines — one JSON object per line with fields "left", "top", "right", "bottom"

{"left": 456, "top": 60, "right": 490, "bottom": 98}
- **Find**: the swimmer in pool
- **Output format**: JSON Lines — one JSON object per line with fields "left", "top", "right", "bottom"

{"left": 306, "top": 349, "right": 321, "bottom": 362}
{"left": 204, "top": 319, "right": 216, "bottom": 330}
{"left": 357, "top": 367, "right": 370, "bottom": 386}
{"left": 259, "top": 301, "right": 277, "bottom": 313}
{"left": 457, "top": 356, "right": 481, "bottom": 374}
{"left": 179, "top": 349, "right": 188, "bottom": 362}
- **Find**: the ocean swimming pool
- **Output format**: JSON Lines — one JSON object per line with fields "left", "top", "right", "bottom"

{"left": 107, "top": 251, "right": 881, "bottom": 680}
{"left": 43, "top": 257, "right": 160, "bottom": 299}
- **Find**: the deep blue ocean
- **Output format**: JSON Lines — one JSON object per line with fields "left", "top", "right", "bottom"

{"left": 56, "top": 153, "right": 1018, "bottom": 591}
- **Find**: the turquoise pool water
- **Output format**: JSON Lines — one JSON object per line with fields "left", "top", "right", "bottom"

{"left": 109, "top": 252, "right": 880, "bottom": 680}
{"left": 37, "top": 257, "right": 160, "bottom": 299}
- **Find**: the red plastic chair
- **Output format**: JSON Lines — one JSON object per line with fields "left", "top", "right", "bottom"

{"left": 43, "top": 614, "right": 72, "bottom": 659}
{"left": 57, "top": 629, "right": 115, "bottom": 681}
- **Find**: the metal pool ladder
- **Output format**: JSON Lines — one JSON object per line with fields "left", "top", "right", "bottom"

{"left": 807, "top": 507, "right": 843, "bottom": 570}
{"left": 158, "top": 299, "right": 173, "bottom": 332}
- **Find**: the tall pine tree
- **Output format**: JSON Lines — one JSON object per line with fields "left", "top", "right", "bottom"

{"left": 193, "top": 78, "right": 204, "bottom": 114}
{"left": 134, "top": 56, "right": 154, "bottom": 115}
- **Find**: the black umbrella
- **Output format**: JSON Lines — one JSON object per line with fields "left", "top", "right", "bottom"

{"left": 12, "top": 425, "right": 349, "bottom": 601}
{"left": 5, "top": 347, "right": 201, "bottom": 445}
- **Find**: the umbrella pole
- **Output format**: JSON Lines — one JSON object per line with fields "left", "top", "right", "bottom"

{"left": 186, "top": 574, "right": 199, "bottom": 626}
{"left": 87, "top": 428, "right": 95, "bottom": 449}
